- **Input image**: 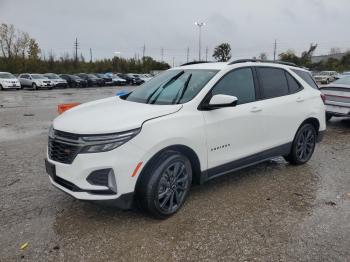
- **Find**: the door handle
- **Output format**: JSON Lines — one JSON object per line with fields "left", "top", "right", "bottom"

{"left": 250, "top": 106, "right": 262, "bottom": 113}
{"left": 296, "top": 97, "right": 304, "bottom": 102}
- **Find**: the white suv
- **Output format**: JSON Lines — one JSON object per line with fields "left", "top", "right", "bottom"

{"left": 45, "top": 60, "right": 326, "bottom": 218}
{"left": 0, "top": 72, "right": 21, "bottom": 90}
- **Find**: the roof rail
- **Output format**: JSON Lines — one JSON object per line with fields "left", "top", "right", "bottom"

{"left": 180, "top": 61, "right": 212, "bottom": 66}
{"left": 228, "top": 59, "right": 299, "bottom": 67}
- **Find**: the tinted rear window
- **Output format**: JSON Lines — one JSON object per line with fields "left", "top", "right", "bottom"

{"left": 292, "top": 69, "right": 319, "bottom": 89}
{"left": 285, "top": 72, "right": 302, "bottom": 93}
{"left": 257, "top": 68, "right": 289, "bottom": 99}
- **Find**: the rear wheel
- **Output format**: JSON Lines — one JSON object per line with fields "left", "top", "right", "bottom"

{"left": 284, "top": 123, "right": 316, "bottom": 165}
{"left": 326, "top": 113, "right": 333, "bottom": 121}
{"left": 136, "top": 151, "right": 192, "bottom": 219}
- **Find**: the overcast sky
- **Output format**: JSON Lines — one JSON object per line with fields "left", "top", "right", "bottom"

{"left": 1, "top": 0, "right": 350, "bottom": 65}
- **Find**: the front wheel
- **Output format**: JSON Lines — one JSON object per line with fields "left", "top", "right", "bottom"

{"left": 32, "top": 83, "right": 37, "bottom": 90}
{"left": 284, "top": 123, "right": 316, "bottom": 165}
{"left": 136, "top": 151, "right": 192, "bottom": 219}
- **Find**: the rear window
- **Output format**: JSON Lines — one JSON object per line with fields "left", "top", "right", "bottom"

{"left": 257, "top": 68, "right": 289, "bottom": 99}
{"left": 292, "top": 69, "right": 319, "bottom": 89}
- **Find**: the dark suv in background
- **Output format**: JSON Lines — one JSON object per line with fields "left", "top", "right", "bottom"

{"left": 76, "top": 73, "right": 100, "bottom": 87}
{"left": 60, "top": 74, "right": 87, "bottom": 88}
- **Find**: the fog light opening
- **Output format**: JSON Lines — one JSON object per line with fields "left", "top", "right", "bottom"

{"left": 108, "top": 169, "right": 118, "bottom": 193}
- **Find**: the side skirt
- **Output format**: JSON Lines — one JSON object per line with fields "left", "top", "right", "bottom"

{"left": 201, "top": 142, "right": 292, "bottom": 183}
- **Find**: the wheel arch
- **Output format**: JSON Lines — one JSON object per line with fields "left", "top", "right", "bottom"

{"left": 300, "top": 117, "right": 320, "bottom": 135}
{"left": 135, "top": 144, "right": 202, "bottom": 192}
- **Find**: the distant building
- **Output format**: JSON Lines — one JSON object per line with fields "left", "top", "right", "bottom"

{"left": 311, "top": 52, "right": 348, "bottom": 63}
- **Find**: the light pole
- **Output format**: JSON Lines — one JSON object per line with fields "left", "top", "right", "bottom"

{"left": 195, "top": 21, "right": 206, "bottom": 61}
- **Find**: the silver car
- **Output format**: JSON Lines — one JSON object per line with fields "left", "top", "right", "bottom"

{"left": 18, "top": 74, "right": 53, "bottom": 90}
{"left": 320, "top": 76, "right": 350, "bottom": 121}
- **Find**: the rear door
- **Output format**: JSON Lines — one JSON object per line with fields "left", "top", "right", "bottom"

{"left": 255, "top": 67, "right": 306, "bottom": 149}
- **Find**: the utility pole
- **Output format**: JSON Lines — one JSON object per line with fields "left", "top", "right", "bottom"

{"left": 74, "top": 38, "right": 79, "bottom": 63}
{"left": 205, "top": 46, "right": 209, "bottom": 61}
{"left": 195, "top": 22, "right": 206, "bottom": 61}
{"left": 186, "top": 47, "right": 190, "bottom": 63}
{"left": 161, "top": 48, "right": 164, "bottom": 62}
{"left": 89, "top": 48, "right": 92, "bottom": 63}
{"left": 142, "top": 44, "right": 146, "bottom": 59}
{"left": 273, "top": 40, "right": 277, "bottom": 61}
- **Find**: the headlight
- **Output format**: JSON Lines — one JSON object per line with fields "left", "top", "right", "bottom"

{"left": 80, "top": 128, "right": 141, "bottom": 153}
{"left": 48, "top": 124, "right": 54, "bottom": 138}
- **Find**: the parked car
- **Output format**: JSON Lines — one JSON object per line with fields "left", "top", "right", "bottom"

{"left": 106, "top": 73, "right": 127, "bottom": 86}
{"left": 44, "top": 73, "right": 68, "bottom": 88}
{"left": 319, "top": 76, "right": 350, "bottom": 121}
{"left": 117, "top": 73, "right": 143, "bottom": 85}
{"left": 0, "top": 72, "right": 21, "bottom": 90}
{"left": 127, "top": 73, "right": 145, "bottom": 85}
{"left": 94, "top": 73, "right": 112, "bottom": 86}
{"left": 92, "top": 74, "right": 106, "bottom": 86}
{"left": 338, "top": 71, "right": 350, "bottom": 79}
{"left": 131, "top": 73, "right": 153, "bottom": 82}
{"left": 60, "top": 74, "right": 87, "bottom": 88}
{"left": 76, "top": 73, "right": 99, "bottom": 87}
{"left": 18, "top": 73, "right": 53, "bottom": 90}
{"left": 313, "top": 71, "right": 338, "bottom": 84}
{"left": 46, "top": 60, "right": 326, "bottom": 218}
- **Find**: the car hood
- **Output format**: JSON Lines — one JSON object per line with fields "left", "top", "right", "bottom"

{"left": 53, "top": 96, "right": 182, "bottom": 134}
{"left": 0, "top": 78, "right": 19, "bottom": 82}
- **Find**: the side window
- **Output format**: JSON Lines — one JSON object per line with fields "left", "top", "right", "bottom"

{"left": 285, "top": 72, "right": 302, "bottom": 93}
{"left": 292, "top": 69, "right": 319, "bottom": 89}
{"left": 211, "top": 68, "right": 256, "bottom": 105}
{"left": 257, "top": 68, "right": 289, "bottom": 99}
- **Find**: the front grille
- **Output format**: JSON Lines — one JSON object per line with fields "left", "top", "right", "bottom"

{"left": 48, "top": 138, "right": 81, "bottom": 164}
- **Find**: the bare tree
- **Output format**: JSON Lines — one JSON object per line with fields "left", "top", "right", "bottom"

{"left": 258, "top": 52, "right": 268, "bottom": 60}
{"left": 0, "top": 23, "right": 16, "bottom": 58}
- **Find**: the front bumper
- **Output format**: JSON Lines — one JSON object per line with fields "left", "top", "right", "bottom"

{"left": 45, "top": 140, "right": 146, "bottom": 204}
{"left": 54, "top": 82, "right": 68, "bottom": 88}
{"left": 3, "top": 83, "right": 20, "bottom": 89}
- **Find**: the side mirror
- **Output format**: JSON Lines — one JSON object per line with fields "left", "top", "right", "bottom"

{"left": 207, "top": 94, "right": 238, "bottom": 109}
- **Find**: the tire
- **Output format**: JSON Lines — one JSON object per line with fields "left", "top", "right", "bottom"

{"left": 136, "top": 151, "right": 192, "bottom": 219}
{"left": 32, "top": 83, "right": 37, "bottom": 90}
{"left": 0, "top": 85, "right": 3, "bottom": 91}
{"left": 326, "top": 113, "right": 333, "bottom": 121}
{"left": 284, "top": 123, "right": 317, "bottom": 165}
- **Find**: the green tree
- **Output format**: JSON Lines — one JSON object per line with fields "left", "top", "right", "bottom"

{"left": 212, "top": 43, "right": 232, "bottom": 62}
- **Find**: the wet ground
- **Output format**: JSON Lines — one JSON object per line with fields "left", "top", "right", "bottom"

{"left": 0, "top": 87, "right": 349, "bottom": 261}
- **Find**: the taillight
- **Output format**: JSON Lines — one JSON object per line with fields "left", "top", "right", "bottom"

{"left": 320, "top": 94, "right": 326, "bottom": 104}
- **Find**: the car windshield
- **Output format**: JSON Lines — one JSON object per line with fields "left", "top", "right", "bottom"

{"left": 70, "top": 75, "right": 80, "bottom": 80}
{"left": 0, "top": 73, "right": 15, "bottom": 79}
{"left": 88, "top": 74, "right": 97, "bottom": 78}
{"left": 333, "top": 76, "right": 350, "bottom": 85}
{"left": 31, "top": 74, "right": 45, "bottom": 79}
{"left": 124, "top": 69, "right": 218, "bottom": 105}
{"left": 45, "top": 74, "right": 59, "bottom": 79}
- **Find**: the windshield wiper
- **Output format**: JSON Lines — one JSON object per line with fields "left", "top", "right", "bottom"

{"left": 172, "top": 73, "right": 192, "bottom": 104}
{"left": 146, "top": 71, "right": 184, "bottom": 104}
